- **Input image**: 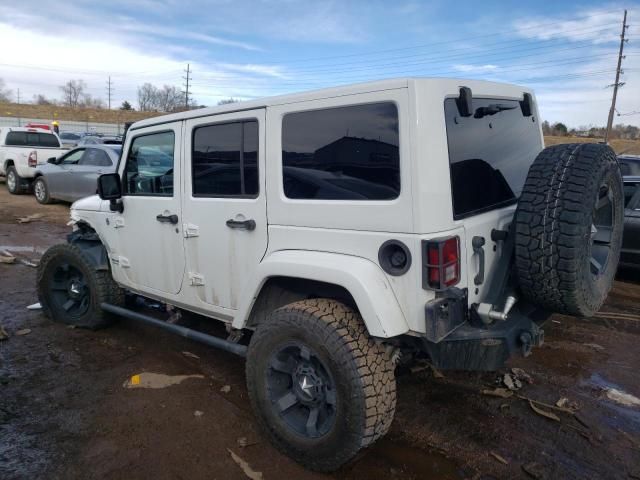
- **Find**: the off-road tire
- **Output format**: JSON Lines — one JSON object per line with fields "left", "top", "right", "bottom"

{"left": 246, "top": 299, "right": 396, "bottom": 472}
{"left": 6, "top": 166, "right": 25, "bottom": 194}
{"left": 37, "top": 243, "right": 124, "bottom": 329}
{"left": 33, "top": 177, "right": 52, "bottom": 204}
{"left": 515, "top": 143, "right": 624, "bottom": 316}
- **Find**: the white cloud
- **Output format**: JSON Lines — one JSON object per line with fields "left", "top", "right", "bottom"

{"left": 0, "top": 21, "right": 284, "bottom": 106}
{"left": 453, "top": 64, "right": 499, "bottom": 73}
{"left": 513, "top": 8, "right": 622, "bottom": 44}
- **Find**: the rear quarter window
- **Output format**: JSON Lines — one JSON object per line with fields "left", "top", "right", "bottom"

{"left": 282, "top": 102, "right": 400, "bottom": 200}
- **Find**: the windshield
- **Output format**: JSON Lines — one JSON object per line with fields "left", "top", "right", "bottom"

{"left": 444, "top": 97, "right": 542, "bottom": 219}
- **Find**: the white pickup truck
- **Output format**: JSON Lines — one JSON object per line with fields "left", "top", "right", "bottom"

{"left": 0, "top": 127, "right": 67, "bottom": 194}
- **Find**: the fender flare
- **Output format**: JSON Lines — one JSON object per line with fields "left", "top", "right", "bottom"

{"left": 67, "top": 225, "right": 110, "bottom": 271}
{"left": 233, "top": 250, "right": 410, "bottom": 338}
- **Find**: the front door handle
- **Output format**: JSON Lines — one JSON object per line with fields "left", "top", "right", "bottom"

{"left": 156, "top": 213, "right": 179, "bottom": 224}
{"left": 226, "top": 218, "right": 256, "bottom": 231}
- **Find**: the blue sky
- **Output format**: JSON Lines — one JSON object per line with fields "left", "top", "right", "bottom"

{"left": 0, "top": 0, "right": 639, "bottom": 127}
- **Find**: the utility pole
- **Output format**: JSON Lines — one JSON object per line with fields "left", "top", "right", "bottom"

{"left": 605, "top": 9, "right": 629, "bottom": 143}
{"left": 183, "top": 63, "right": 191, "bottom": 109}
{"left": 106, "top": 76, "right": 113, "bottom": 109}
{"left": 17, "top": 88, "right": 21, "bottom": 126}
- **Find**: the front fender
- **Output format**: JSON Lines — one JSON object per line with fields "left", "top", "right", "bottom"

{"left": 233, "top": 250, "right": 410, "bottom": 338}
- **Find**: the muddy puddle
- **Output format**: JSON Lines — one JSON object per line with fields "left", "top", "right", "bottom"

{"left": 349, "top": 438, "right": 462, "bottom": 479}
{"left": 582, "top": 373, "right": 640, "bottom": 433}
{"left": 0, "top": 246, "right": 46, "bottom": 255}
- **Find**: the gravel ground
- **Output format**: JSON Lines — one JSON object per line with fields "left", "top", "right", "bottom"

{"left": 1, "top": 185, "right": 639, "bottom": 480}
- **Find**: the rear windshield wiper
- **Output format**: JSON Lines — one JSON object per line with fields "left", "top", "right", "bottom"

{"left": 474, "top": 104, "right": 517, "bottom": 119}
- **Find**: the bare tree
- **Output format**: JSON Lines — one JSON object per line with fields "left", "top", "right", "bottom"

{"left": 137, "top": 83, "right": 186, "bottom": 112}
{"left": 155, "top": 85, "right": 183, "bottom": 112}
{"left": 137, "top": 83, "right": 158, "bottom": 111}
{"left": 0, "top": 79, "right": 13, "bottom": 103}
{"left": 80, "top": 94, "right": 104, "bottom": 109}
{"left": 59, "top": 79, "right": 87, "bottom": 108}
{"left": 33, "top": 93, "right": 55, "bottom": 105}
{"left": 217, "top": 98, "right": 238, "bottom": 105}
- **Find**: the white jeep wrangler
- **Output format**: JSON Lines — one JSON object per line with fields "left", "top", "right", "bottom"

{"left": 37, "top": 78, "right": 624, "bottom": 471}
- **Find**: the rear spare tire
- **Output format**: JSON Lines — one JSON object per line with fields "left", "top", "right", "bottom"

{"left": 515, "top": 143, "right": 623, "bottom": 317}
{"left": 246, "top": 299, "right": 396, "bottom": 471}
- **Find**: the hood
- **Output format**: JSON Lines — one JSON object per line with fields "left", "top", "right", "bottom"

{"left": 71, "top": 194, "right": 105, "bottom": 212}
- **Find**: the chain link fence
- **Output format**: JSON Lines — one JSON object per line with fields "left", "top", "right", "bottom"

{"left": 0, "top": 116, "right": 123, "bottom": 136}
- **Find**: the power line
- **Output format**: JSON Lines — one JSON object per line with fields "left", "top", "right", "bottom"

{"left": 605, "top": 9, "right": 629, "bottom": 143}
{"left": 266, "top": 9, "right": 622, "bottom": 64}
{"left": 269, "top": 24, "right": 621, "bottom": 74}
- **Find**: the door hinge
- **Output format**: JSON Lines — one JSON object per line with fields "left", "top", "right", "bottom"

{"left": 188, "top": 272, "right": 205, "bottom": 286}
{"left": 113, "top": 217, "right": 125, "bottom": 229}
{"left": 183, "top": 223, "right": 199, "bottom": 238}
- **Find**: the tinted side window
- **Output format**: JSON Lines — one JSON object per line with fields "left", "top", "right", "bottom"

{"left": 80, "top": 149, "right": 112, "bottom": 167}
{"left": 37, "top": 133, "right": 60, "bottom": 147}
{"left": 282, "top": 103, "right": 400, "bottom": 200}
{"left": 192, "top": 120, "right": 259, "bottom": 197}
{"left": 123, "top": 131, "right": 175, "bottom": 196}
{"left": 5, "top": 132, "right": 27, "bottom": 146}
{"left": 620, "top": 159, "right": 640, "bottom": 177}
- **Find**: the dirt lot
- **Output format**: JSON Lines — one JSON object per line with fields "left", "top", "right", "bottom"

{"left": 1, "top": 186, "right": 639, "bottom": 480}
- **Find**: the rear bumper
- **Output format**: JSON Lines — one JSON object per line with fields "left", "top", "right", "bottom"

{"left": 419, "top": 302, "right": 548, "bottom": 371}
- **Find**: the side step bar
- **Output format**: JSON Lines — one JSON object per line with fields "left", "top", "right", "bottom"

{"left": 101, "top": 303, "right": 248, "bottom": 357}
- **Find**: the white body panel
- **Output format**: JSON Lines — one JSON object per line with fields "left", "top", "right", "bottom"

{"left": 182, "top": 109, "right": 268, "bottom": 310}
{"left": 103, "top": 122, "right": 185, "bottom": 295}
{"left": 70, "top": 78, "right": 543, "bottom": 339}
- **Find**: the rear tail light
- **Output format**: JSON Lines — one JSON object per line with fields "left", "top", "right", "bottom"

{"left": 28, "top": 150, "right": 38, "bottom": 167}
{"left": 422, "top": 236, "right": 460, "bottom": 290}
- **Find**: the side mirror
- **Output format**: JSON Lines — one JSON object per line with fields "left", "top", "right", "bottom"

{"left": 47, "top": 157, "right": 57, "bottom": 164}
{"left": 97, "top": 173, "right": 124, "bottom": 212}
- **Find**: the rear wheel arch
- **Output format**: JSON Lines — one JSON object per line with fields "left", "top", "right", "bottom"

{"left": 234, "top": 251, "right": 410, "bottom": 338}
{"left": 4, "top": 159, "right": 15, "bottom": 171}
{"left": 244, "top": 276, "right": 358, "bottom": 330}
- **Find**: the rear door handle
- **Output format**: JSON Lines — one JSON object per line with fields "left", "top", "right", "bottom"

{"left": 156, "top": 213, "right": 179, "bottom": 224}
{"left": 226, "top": 219, "right": 256, "bottom": 231}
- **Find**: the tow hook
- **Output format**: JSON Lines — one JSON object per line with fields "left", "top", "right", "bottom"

{"left": 476, "top": 294, "right": 518, "bottom": 324}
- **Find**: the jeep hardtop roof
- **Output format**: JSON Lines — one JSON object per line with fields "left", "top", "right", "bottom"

{"left": 131, "top": 77, "right": 533, "bottom": 131}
